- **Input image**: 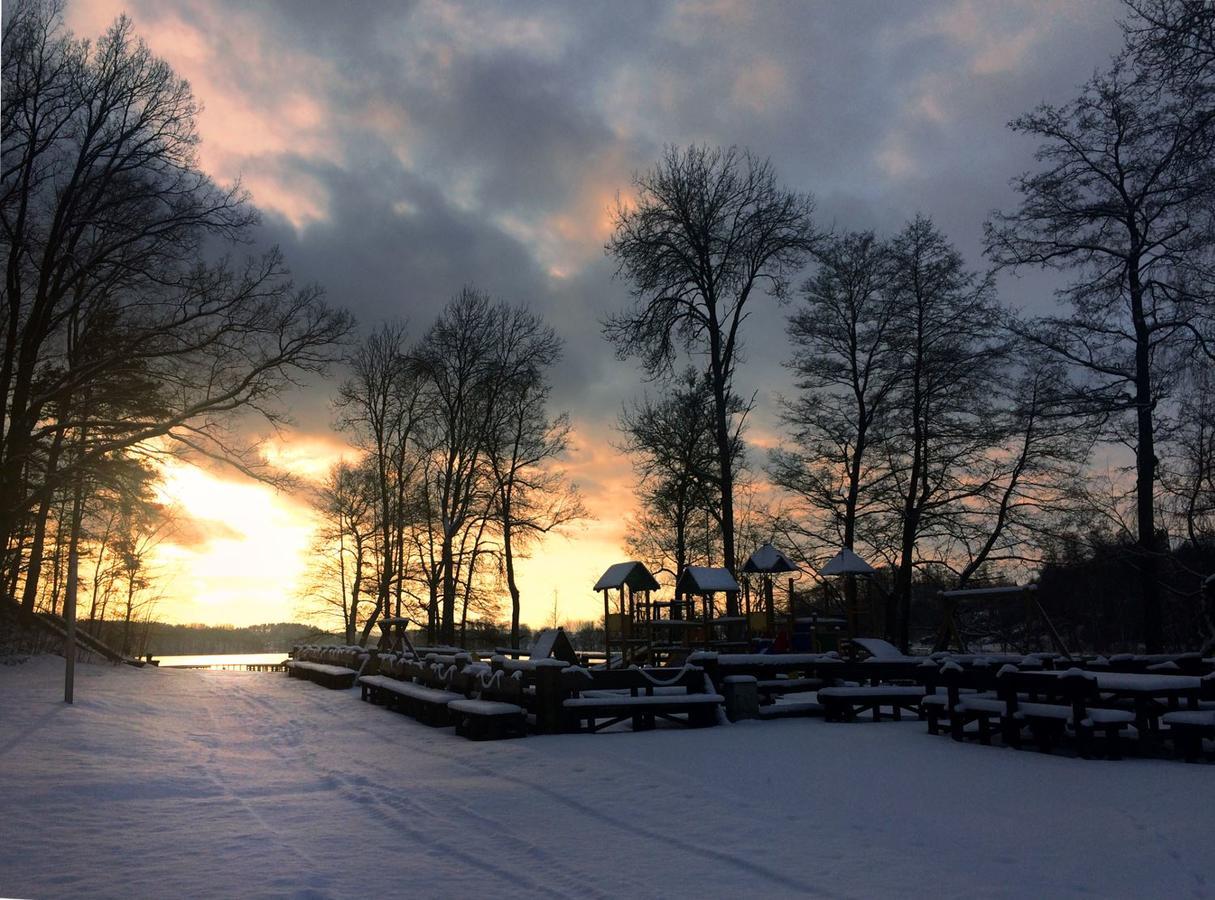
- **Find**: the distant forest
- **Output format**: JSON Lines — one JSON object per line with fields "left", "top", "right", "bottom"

{"left": 85, "top": 618, "right": 608, "bottom": 657}
{"left": 93, "top": 622, "right": 330, "bottom": 657}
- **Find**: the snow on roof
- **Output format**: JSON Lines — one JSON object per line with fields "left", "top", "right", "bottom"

{"left": 851, "top": 638, "right": 907, "bottom": 659}
{"left": 819, "top": 547, "right": 877, "bottom": 576}
{"left": 593, "top": 561, "right": 660, "bottom": 592}
{"left": 940, "top": 584, "right": 1037, "bottom": 599}
{"left": 676, "top": 566, "right": 740, "bottom": 594}
{"left": 741, "top": 542, "right": 799, "bottom": 574}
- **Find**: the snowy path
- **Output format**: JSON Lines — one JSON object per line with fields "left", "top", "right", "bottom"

{"left": 0, "top": 658, "right": 1211, "bottom": 899}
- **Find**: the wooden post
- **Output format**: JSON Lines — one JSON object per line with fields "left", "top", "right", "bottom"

{"left": 787, "top": 577, "right": 796, "bottom": 647}
{"left": 602, "top": 588, "right": 611, "bottom": 671}
{"left": 535, "top": 664, "right": 561, "bottom": 734}
{"left": 63, "top": 479, "right": 85, "bottom": 704}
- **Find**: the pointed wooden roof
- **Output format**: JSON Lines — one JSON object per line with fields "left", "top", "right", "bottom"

{"left": 741, "top": 542, "right": 799, "bottom": 574}
{"left": 819, "top": 547, "right": 877, "bottom": 576}
{"left": 676, "top": 566, "right": 740, "bottom": 594}
{"left": 593, "top": 561, "right": 661, "bottom": 592}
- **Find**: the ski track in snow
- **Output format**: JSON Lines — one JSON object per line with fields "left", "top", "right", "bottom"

{"left": 269, "top": 676, "right": 830, "bottom": 896}
{"left": 2, "top": 658, "right": 1212, "bottom": 900}
{"left": 198, "top": 673, "right": 625, "bottom": 898}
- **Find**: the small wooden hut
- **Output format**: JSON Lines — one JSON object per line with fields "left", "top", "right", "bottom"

{"left": 593, "top": 561, "right": 660, "bottom": 669}
{"left": 820, "top": 547, "right": 877, "bottom": 639}
{"left": 742, "top": 543, "right": 799, "bottom": 635}
{"left": 675, "top": 566, "right": 744, "bottom": 650}
{"left": 529, "top": 627, "right": 579, "bottom": 665}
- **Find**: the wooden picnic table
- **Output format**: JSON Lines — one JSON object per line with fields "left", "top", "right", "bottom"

{"left": 1089, "top": 672, "right": 1202, "bottom": 747}
{"left": 1030, "top": 670, "right": 1202, "bottom": 750}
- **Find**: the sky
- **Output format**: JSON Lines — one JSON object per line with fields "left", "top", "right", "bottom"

{"left": 61, "top": 0, "right": 1128, "bottom": 628}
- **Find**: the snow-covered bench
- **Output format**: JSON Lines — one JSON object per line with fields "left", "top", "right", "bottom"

{"left": 920, "top": 660, "right": 997, "bottom": 738}
{"left": 1162, "top": 710, "right": 1215, "bottom": 762}
{"left": 559, "top": 666, "right": 722, "bottom": 733}
{"left": 1163, "top": 675, "right": 1215, "bottom": 762}
{"left": 447, "top": 667, "right": 528, "bottom": 740}
{"left": 817, "top": 685, "right": 927, "bottom": 722}
{"left": 448, "top": 699, "right": 527, "bottom": 740}
{"left": 287, "top": 645, "right": 368, "bottom": 689}
{"left": 755, "top": 676, "right": 824, "bottom": 697}
{"left": 287, "top": 661, "right": 360, "bottom": 689}
{"left": 358, "top": 674, "right": 463, "bottom": 726}
{"left": 359, "top": 658, "right": 531, "bottom": 738}
{"left": 957, "top": 668, "right": 1136, "bottom": 758}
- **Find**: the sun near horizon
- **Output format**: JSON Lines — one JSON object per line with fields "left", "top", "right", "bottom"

{"left": 148, "top": 441, "right": 635, "bottom": 630}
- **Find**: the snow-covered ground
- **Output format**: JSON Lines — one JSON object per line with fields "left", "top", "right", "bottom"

{"left": 1, "top": 657, "right": 1210, "bottom": 899}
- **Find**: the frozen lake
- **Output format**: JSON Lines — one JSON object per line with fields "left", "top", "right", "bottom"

{"left": 154, "top": 653, "right": 291, "bottom": 669}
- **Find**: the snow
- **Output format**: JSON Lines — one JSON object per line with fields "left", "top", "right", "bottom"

{"left": 3, "top": 657, "right": 1213, "bottom": 899}
{"left": 688, "top": 651, "right": 839, "bottom": 667}
{"left": 852, "top": 638, "right": 909, "bottom": 659}
{"left": 741, "top": 543, "right": 799, "bottom": 574}
{"left": 447, "top": 699, "right": 524, "bottom": 716}
{"left": 563, "top": 693, "right": 725, "bottom": 708}
{"left": 1090, "top": 672, "right": 1202, "bottom": 692}
{"left": 286, "top": 662, "right": 358, "bottom": 677}
{"left": 676, "top": 566, "right": 740, "bottom": 593}
{"left": 819, "top": 547, "right": 877, "bottom": 576}
{"left": 816, "top": 686, "right": 926, "bottom": 698}
{"left": 528, "top": 629, "right": 560, "bottom": 660}
{"left": 592, "top": 561, "right": 660, "bottom": 592}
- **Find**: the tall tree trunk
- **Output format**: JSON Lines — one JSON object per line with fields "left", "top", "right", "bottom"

{"left": 707, "top": 319, "right": 738, "bottom": 616}
{"left": 843, "top": 420, "right": 867, "bottom": 625}
{"left": 1130, "top": 272, "right": 1162, "bottom": 651}
{"left": 121, "top": 578, "right": 135, "bottom": 658}
{"left": 63, "top": 461, "right": 85, "bottom": 703}
{"left": 338, "top": 524, "right": 352, "bottom": 645}
{"left": 711, "top": 373, "right": 737, "bottom": 613}
{"left": 19, "top": 428, "right": 64, "bottom": 613}
{"left": 348, "top": 541, "right": 365, "bottom": 647}
{"left": 894, "top": 402, "right": 925, "bottom": 652}
{"left": 504, "top": 514, "right": 522, "bottom": 649}
{"left": 440, "top": 532, "right": 456, "bottom": 644}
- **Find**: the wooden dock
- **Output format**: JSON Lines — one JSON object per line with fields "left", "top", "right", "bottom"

{"left": 159, "top": 662, "right": 288, "bottom": 672}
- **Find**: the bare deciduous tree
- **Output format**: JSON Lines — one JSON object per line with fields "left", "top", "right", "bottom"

{"left": 1, "top": 3, "right": 352, "bottom": 613}
{"left": 770, "top": 231, "right": 901, "bottom": 591}
{"left": 486, "top": 307, "right": 585, "bottom": 648}
{"left": 605, "top": 145, "right": 818, "bottom": 603}
{"left": 986, "top": 58, "right": 1215, "bottom": 650}
{"left": 618, "top": 368, "right": 740, "bottom": 581}
{"left": 335, "top": 323, "right": 423, "bottom": 641}
{"left": 885, "top": 216, "right": 1006, "bottom": 651}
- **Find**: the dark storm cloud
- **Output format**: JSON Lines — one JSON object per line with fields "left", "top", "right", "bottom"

{"left": 69, "top": 0, "right": 1127, "bottom": 452}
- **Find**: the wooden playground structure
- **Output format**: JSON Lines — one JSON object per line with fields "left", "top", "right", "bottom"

{"left": 594, "top": 549, "right": 856, "bottom": 667}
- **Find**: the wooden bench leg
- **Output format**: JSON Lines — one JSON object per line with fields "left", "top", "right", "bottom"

{"left": 967, "top": 714, "right": 986, "bottom": 743}
{"left": 1001, "top": 716, "right": 1021, "bottom": 748}
{"left": 1075, "top": 725, "right": 1093, "bottom": 760}
{"left": 1174, "top": 729, "right": 1202, "bottom": 763}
